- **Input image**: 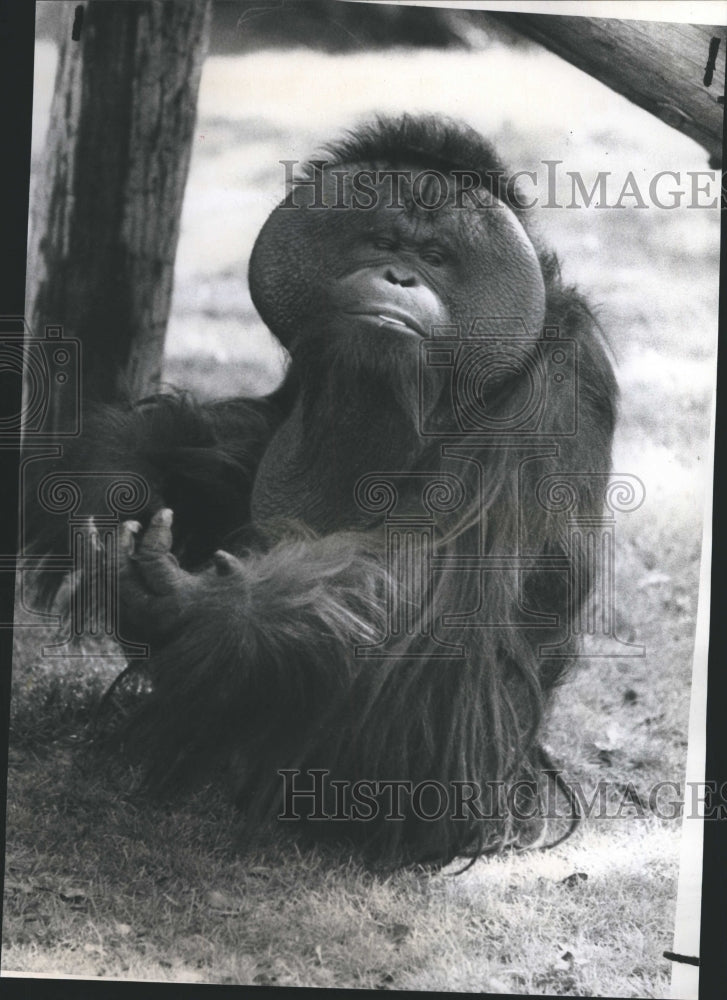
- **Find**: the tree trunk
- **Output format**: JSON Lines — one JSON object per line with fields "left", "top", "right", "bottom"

{"left": 27, "top": 0, "right": 211, "bottom": 410}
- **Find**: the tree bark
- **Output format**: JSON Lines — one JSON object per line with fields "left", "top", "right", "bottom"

{"left": 487, "top": 14, "right": 725, "bottom": 165}
{"left": 27, "top": 0, "right": 211, "bottom": 408}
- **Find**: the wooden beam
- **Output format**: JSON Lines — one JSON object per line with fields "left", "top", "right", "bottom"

{"left": 488, "top": 13, "right": 725, "bottom": 164}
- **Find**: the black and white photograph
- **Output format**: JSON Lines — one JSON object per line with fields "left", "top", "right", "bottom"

{"left": 1, "top": 1, "right": 724, "bottom": 995}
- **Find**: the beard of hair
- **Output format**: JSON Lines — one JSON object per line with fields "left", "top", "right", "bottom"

{"left": 289, "top": 319, "right": 440, "bottom": 470}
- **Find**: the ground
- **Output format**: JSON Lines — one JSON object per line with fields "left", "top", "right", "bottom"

{"left": 2, "top": 35, "right": 719, "bottom": 995}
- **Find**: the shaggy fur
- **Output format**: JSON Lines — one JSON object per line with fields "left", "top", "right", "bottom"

{"left": 28, "top": 116, "right": 617, "bottom": 869}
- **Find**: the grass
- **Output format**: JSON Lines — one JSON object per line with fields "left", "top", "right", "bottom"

{"left": 5, "top": 37, "right": 719, "bottom": 994}
{"left": 2, "top": 665, "right": 681, "bottom": 993}
{"left": 2, "top": 534, "right": 696, "bottom": 994}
